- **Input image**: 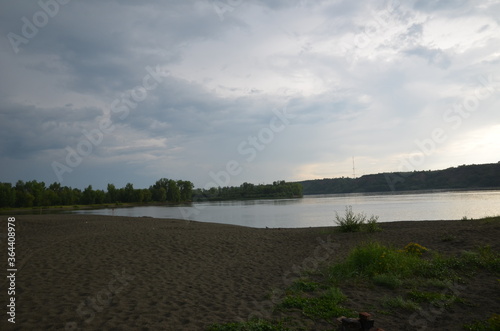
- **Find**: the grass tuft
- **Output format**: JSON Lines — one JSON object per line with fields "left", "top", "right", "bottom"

{"left": 372, "top": 273, "right": 403, "bottom": 289}
{"left": 463, "top": 313, "right": 500, "bottom": 331}
{"left": 278, "top": 287, "right": 355, "bottom": 320}
{"left": 328, "top": 242, "right": 423, "bottom": 281}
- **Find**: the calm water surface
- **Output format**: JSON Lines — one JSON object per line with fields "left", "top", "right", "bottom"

{"left": 71, "top": 190, "right": 500, "bottom": 228}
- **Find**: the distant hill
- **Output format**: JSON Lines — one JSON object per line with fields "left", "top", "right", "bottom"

{"left": 296, "top": 163, "right": 500, "bottom": 195}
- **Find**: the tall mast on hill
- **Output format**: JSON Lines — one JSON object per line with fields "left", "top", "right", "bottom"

{"left": 352, "top": 156, "right": 356, "bottom": 179}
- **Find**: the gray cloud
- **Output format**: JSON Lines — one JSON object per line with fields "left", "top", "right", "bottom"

{"left": 0, "top": 0, "right": 499, "bottom": 189}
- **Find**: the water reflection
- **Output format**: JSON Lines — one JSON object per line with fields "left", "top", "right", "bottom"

{"left": 67, "top": 190, "right": 500, "bottom": 228}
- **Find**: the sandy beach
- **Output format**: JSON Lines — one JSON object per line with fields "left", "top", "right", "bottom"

{"left": 1, "top": 214, "right": 499, "bottom": 330}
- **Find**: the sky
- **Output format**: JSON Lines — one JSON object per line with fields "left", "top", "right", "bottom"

{"left": 0, "top": 0, "right": 499, "bottom": 191}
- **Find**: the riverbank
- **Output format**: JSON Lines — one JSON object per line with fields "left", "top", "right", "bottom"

{"left": 0, "top": 214, "right": 498, "bottom": 330}
{"left": 0, "top": 201, "right": 189, "bottom": 215}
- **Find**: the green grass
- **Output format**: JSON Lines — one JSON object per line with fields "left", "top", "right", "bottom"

{"left": 330, "top": 242, "right": 499, "bottom": 285}
{"left": 286, "top": 279, "right": 320, "bottom": 293}
{"left": 278, "top": 287, "right": 355, "bottom": 320}
{"left": 462, "top": 215, "right": 500, "bottom": 224}
{"left": 463, "top": 313, "right": 500, "bottom": 331}
{"left": 327, "top": 242, "right": 424, "bottom": 282}
{"left": 480, "top": 215, "right": 500, "bottom": 223}
{"left": 207, "top": 241, "right": 500, "bottom": 330}
{"left": 372, "top": 273, "right": 403, "bottom": 289}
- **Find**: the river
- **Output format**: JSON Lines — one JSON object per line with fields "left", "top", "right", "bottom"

{"left": 70, "top": 190, "right": 500, "bottom": 228}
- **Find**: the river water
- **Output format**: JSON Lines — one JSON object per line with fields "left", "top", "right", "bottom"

{"left": 70, "top": 190, "right": 500, "bottom": 228}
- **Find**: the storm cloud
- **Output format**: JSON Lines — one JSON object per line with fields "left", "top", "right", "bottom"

{"left": 1, "top": 0, "right": 499, "bottom": 189}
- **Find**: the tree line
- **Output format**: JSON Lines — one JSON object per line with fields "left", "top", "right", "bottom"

{"left": 297, "top": 163, "right": 500, "bottom": 194}
{"left": 0, "top": 178, "right": 304, "bottom": 208}
{"left": 193, "top": 180, "right": 303, "bottom": 201}
{"left": 0, "top": 178, "right": 193, "bottom": 208}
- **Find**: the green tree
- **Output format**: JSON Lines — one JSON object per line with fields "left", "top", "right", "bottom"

{"left": 15, "top": 181, "right": 34, "bottom": 207}
{"left": 123, "top": 183, "right": 135, "bottom": 202}
{"left": 106, "top": 183, "right": 118, "bottom": 203}
{"left": 95, "top": 190, "right": 106, "bottom": 204}
{"left": 177, "top": 180, "right": 193, "bottom": 201}
{"left": 142, "top": 189, "right": 152, "bottom": 202}
{"left": 47, "top": 182, "right": 62, "bottom": 205}
{"left": 59, "top": 186, "right": 79, "bottom": 205}
{"left": 82, "top": 185, "right": 96, "bottom": 204}
{"left": 151, "top": 187, "right": 166, "bottom": 202}
{"left": 25, "top": 180, "right": 46, "bottom": 206}
{"left": 167, "top": 179, "right": 181, "bottom": 202}
{"left": 0, "top": 183, "right": 16, "bottom": 208}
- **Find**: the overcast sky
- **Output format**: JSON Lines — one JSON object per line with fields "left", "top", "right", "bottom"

{"left": 1, "top": 0, "right": 499, "bottom": 190}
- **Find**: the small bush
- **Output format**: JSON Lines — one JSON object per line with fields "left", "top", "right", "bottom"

{"left": 334, "top": 206, "right": 380, "bottom": 233}
{"left": 365, "top": 217, "right": 381, "bottom": 232}
{"left": 334, "top": 242, "right": 423, "bottom": 279}
{"left": 403, "top": 243, "right": 428, "bottom": 256}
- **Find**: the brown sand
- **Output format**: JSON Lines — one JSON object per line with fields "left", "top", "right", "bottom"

{"left": 1, "top": 214, "right": 499, "bottom": 330}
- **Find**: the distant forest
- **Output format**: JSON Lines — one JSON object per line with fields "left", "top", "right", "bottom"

{"left": 0, "top": 178, "right": 302, "bottom": 209}
{"left": 193, "top": 180, "right": 303, "bottom": 201}
{"left": 0, "top": 178, "right": 194, "bottom": 209}
{"left": 2, "top": 163, "right": 498, "bottom": 208}
{"left": 297, "top": 163, "right": 500, "bottom": 195}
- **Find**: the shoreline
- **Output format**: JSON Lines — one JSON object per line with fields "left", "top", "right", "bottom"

{"left": 0, "top": 214, "right": 498, "bottom": 330}
{"left": 3, "top": 187, "right": 500, "bottom": 215}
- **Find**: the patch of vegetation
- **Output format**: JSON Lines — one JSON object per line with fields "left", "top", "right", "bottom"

{"left": 334, "top": 206, "right": 380, "bottom": 233}
{"left": 479, "top": 215, "right": 500, "bottom": 223}
{"left": 462, "top": 215, "right": 500, "bottom": 224}
{"left": 416, "top": 245, "right": 500, "bottom": 279}
{"left": 286, "top": 279, "right": 320, "bottom": 293}
{"left": 365, "top": 217, "right": 382, "bottom": 233}
{"left": 463, "top": 313, "right": 500, "bottom": 331}
{"left": 326, "top": 242, "right": 500, "bottom": 319}
{"left": 278, "top": 286, "right": 355, "bottom": 320}
{"left": 208, "top": 242, "right": 500, "bottom": 330}
{"left": 372, "top": 273, "right": 403, "bottom": 289}
{"left": 328, "top": 242, "right": 423, "bottom": 282}
{"left": 403, "top": 242, "right": 428, "bottom": 256}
